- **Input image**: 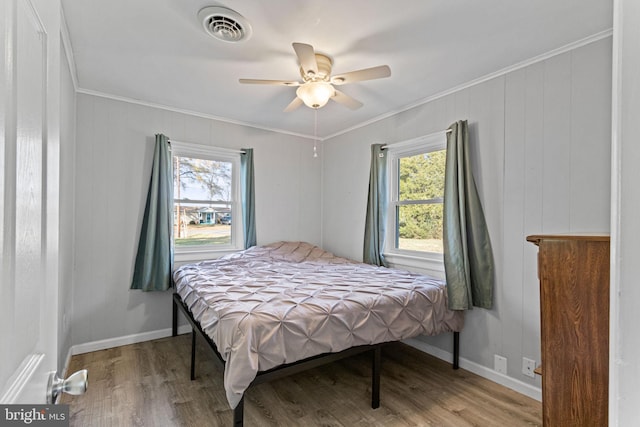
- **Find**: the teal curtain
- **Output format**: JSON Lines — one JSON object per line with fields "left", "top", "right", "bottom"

{"left": 240, "top": 148, "right": 256, "bottom": 249}
{"left": 131, "top": 134, "right": 173, "bottom": 291}
{"left": 363, "top": 144, "right": 388, "bottom": 267}
{"left": 443, "top": 120, "right": 494, "bottom": 309}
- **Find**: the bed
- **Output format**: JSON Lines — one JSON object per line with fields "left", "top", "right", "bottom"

{"left": 172, "top": 241, "right": 464, "bottom": 426}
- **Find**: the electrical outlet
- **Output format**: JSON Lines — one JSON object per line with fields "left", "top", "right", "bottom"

{"left": 522, "top": 357, "right": 536, "bottom": 378}
{"left": 494, "top": 355, "right": 507, "bottom": 374}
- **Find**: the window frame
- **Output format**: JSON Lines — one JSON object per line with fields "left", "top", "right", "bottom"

{"left": 171, "top": 141, "right": 244, "bottom": 262}
{"left": 384, "top": 133, "right": 447, "bottom": 271}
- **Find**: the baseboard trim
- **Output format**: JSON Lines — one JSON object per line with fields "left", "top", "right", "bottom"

{"left": 71, "top": 325, "right": 192, "bottom": 356}
{"left": 403, "top": 338, "right": 542, "bottom": 402}
{"left": 70, "top": 328, "right": 541, "bottom": 402}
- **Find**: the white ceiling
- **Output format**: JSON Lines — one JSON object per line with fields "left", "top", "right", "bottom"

{"left": 61, "top": 0, "right": 612, "bottom": 139}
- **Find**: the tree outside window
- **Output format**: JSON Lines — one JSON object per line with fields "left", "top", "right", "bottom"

{"left": 397, "top": 149, "right": 445, "bottom": 253}
{"left": 386, "top": 133, "right": 447, "bottom": 259}
{"left": 173, "top": 155, "right": 233, "bottom": 247}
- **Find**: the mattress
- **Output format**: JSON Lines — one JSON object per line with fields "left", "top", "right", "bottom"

{"left": 173, "top": 241, "right": 464, "bottom": 408}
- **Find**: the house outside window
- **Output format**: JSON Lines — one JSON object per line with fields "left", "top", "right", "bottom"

{"left": 171, "top": 141, "right": 243, "bottom": 257}
{"left": 385, "top": 133, "right": 447, "bottom": 269}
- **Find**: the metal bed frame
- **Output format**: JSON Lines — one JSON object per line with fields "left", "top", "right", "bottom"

{"left": 172, "top": 292, "right": 460, "bottom": 426}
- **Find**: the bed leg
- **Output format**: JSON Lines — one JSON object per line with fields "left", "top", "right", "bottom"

{"left": 233, "top": 396, "right": 244, "bottom": 427}
{"left": 453, "top": 331, "right": 460, "bottom": 370}
{"left": 190, "top": 329, "right": 197, "bottom": 380}
{"left": 371, "top": 346, "right": 381, "bottom": 409}
{"left": 172, "top": 296, "right": 178, "bottom": 337}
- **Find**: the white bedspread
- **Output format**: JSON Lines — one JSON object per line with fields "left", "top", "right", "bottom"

{"left": 173, "top": 241, "right": 464, "bottom": 408}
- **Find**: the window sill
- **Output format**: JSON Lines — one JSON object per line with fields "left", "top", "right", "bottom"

{"left": 174, "top": 246, "right": 242, "bottom": 265}
{"left": 383, "top": 252, "right": 445, "bottom": 278}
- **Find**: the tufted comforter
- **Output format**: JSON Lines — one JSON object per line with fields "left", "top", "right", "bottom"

{"left": 173, "top": 241, "right": 464, "bottom": 408}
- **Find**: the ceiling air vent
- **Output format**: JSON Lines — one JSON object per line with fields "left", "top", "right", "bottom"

{"left": 198, "top": 6, "right": 252, "bottom": 43}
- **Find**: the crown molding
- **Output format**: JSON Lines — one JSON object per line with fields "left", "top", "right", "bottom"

{"left": 73, "top": 29, "right": 612, "bottom": 142}
{"left": 76, "top": 88, "right": 317, "bottom": 141}
{"left": 322, "top": 28, "right": 613, "bottom": 141}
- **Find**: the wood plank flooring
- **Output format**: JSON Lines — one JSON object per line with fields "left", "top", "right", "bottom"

{"left": 62, "top": 334, "right": 541, "bottom": 426}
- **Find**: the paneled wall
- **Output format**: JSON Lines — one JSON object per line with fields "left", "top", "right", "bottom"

{"left": 72, "top": 95, "right": 321, "bottom": 346}
{"left": 321, "top": 37, "right": 611, "bottom": 392}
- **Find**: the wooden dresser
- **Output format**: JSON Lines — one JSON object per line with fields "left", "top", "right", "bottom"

{"left": 527, "top": 234, "right": 609, "bottom": 427}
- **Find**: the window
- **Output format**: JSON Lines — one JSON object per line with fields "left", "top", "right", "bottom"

{"left": 386, "top": 133, "right": 446, "bottom": 261}
{"left": 171, "top": 141, "right": 243, "bottom": 254}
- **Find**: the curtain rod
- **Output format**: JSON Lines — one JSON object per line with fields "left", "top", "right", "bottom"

{"left": 169, "top": 139, "right": 246, "bottom": 154}
{"left": 381, "top": 128, "right": 451, "bottom": 150}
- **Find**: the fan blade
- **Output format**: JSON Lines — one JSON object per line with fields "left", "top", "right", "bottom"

{"left": 332, "top": 90, "right": 363, "bottom": 110}
{"left": 283, "top": 97, "right": 303, "bottom": 112}
{"left": 239, "top": 79, "right": 300, "bottom": 86}
{"left": 292, "top": 42, "right": 318, "bottom": 77}
{"left": 331, "top": 65, "right": 391, "bottom": 85}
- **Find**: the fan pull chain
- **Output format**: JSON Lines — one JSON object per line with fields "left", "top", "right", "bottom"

{"left": 313, "top": 109, "right": 318, "bottom": 158}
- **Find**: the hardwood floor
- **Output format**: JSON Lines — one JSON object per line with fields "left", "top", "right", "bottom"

{"left": 62, "top": 334, "right": 541, "bottom": 426}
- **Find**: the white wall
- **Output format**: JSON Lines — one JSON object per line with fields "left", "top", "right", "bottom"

{"left": 71, "top": 94, "right": 321, "bottom": 346}
{"left": 610, "top": 0, "right": 640, "bottom": 424}
{"left": 322, "top": 38, "right": 612, "bottom": 393}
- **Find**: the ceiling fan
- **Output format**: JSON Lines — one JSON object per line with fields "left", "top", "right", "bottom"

{"left": 239, "top": 42, "right": 391, "bottom": 112}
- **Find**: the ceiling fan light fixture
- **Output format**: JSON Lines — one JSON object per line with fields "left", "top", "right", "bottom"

{"left": 296, "top": 81, "right": 335, "bottom": 109}
{"left": 239, "top": 42, "right": 390, "bottom": 111}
